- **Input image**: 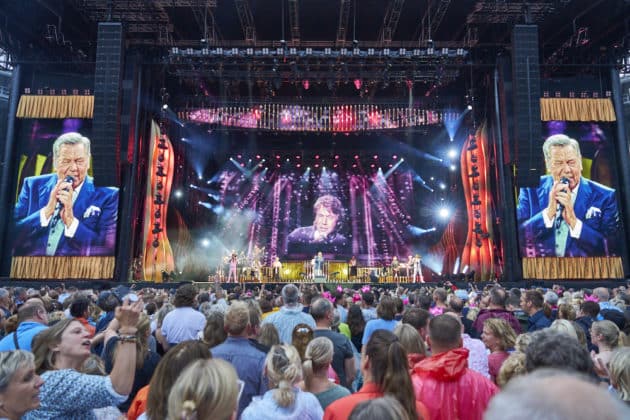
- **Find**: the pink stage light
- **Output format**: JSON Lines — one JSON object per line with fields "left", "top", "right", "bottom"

{"left": 296, "top": 163, "right": 301, "bottom": 168}
{"left": 334, "top": 154, "right": 340, "bottom": 159}
{"left": 314, "top": 163, "right": 320, "bottom": 168}
{"left": 275, "top": 155, "right": 281, "bottom": 159}
{"left": 256, "top": 154, "right": 261, "bottom": 159}
{"left": 353, "top": 79, "right": 362, "bottom": 90}
{"left": 354, "top": 155, "right": 359, "bottom": 159}
{"left": 302, "top": 79, "right": 310, "bottom": 90}
{"left": 315, "top": 154, "right": 320, "bottom": 159}
{"left": 373, "top": 155, "right": 378, "bottom": 159}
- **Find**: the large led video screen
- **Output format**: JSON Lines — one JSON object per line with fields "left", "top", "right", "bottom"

{"left": 516, "top": 121, "right": 622, "bottom": 258}
{"left": 169, "top": 126, "right": 468, "bottom": 273}
{"left": 10, "top": 118, "right": 119, "bottom": 257}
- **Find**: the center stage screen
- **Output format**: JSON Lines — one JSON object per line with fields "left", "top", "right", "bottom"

{"left": 174, "top": 128, "right": 463, "bottom": 270}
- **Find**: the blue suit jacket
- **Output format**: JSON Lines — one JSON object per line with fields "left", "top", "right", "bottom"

{"left": 517, "top": 175, "right": 619, "bottom": 257}
{"left": 13, "top": 174, "right": 119, "bottom": 256}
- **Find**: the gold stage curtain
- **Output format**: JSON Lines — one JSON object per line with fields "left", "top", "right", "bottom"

{"left": 522, "top": 257, "right": 623, "bottom": 279}
{"left": 10, "top": 256, "right": 115, "bottom": 279}
{"left": 16, "top": 95, "right": 94, "bottom": 119}
{"left": 540, "top": 98, "right": 616, "bottom": 122}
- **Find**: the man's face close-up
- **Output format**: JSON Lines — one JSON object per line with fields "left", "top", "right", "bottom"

{"left": 55, "top": 143, "right": 90, "bottom": 188}
{"left": 314, "top": 206, "right": 339, "bottom": 237}
{"left": 547, "top": 145, "right": 582, "bottom": 190}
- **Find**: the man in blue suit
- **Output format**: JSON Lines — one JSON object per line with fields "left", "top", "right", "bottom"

{"left": 13, "top": 132, "right": 119, "bottom": 256}
{"left": 517, "top": 134, "right": 619, "bottom": 257}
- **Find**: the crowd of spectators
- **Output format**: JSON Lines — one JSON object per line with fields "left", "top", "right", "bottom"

{"left": 0, "top": 280, "right": 629, "bottom": 419}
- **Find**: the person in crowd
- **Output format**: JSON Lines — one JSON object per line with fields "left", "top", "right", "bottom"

{"left": 484, "top": 369, "right": 629, "bottom": 420}
{"left": 411, "top": 314, "right": 498, "bottom": 420}
{"left": 259, "top": 323, "right": 281, "bottom": 348}
{"left": 516, "top": 134, "right": 620, "bottom": 257}
{"left": 167, "top": 359, "right": 239, "bottom": 420}
{"left": 524, "top": 329, "right": 594, "bottom": 375}
{"left": 69, "top": 296, "right": 96, "bottom": 337}
{"left": 129, "top": 341, "right": 211, "bottom": 420}
{"left": 92, "top": 291, "right": 120, "bottom": 355}
{"left": 301, "top": 336, "right": 351, "bottom": 410}
{"left": 496, "top": 352, "right": 527, "bottom": 387}
{"left": 557, "top": 302, "right": 577, "bottom": 320}
{"left": 153, "top": 303, "right": 174, "bottom": 355}
{"left": 609, "top": 347, "right": 630, "bottom": 406}
{"left": 549, "top": 319, "right": 579, "bottom": 341}
{"left": 25, "top": 298, "right": 143, "bottom": 420}
{"left": 393, "top": 323, "right": 427, "bottom": 368}
{"left": 575, "top": 300, "right": 600, "bottom": 351}
{"left": 0, "top": 301, "right": 48, "bottom": 351}
{"left": 0, "top": 288, "right": 13, "bottom": 334}
{"left": 292, "top": 323, "right": 315, "bottom": 361}
{"left": 590, "top": 320, "right": 621, "bottom": 374}
{"left": 443, "top": 312, "right": 489, "bottom": 378}
{"left": 472, "top": 286, "right": 522, "bottom": 335}
{"left": 13, "top": 132, "right": 119, "bottom": 256}
{"left": 362, "top": 295, "right": 399, "bottom": 346}
{"left": 430, "top": 288, "right": 448, "bottom": 316}
{"left": 262, "top": 284, "right": 316, "bottom": 345}
{"left": 448, "top": 296, "right": 477, "bottom": 338}
{"left": 520, "top": 290, "right": 552, "bottom": 332}
{"left": 287, "top": 195, "right": 347, "bottom": 254}
{"left": 101, "top": 313, "right": 160, "bottom": 412}
{"left": 311, "top": 297, "right": 356, "bottom": 389}
{"left": 481, "top": 318, "right": 517, "bottom": 383}
{"left": 360, "top": 292, "right": 377, "bottom": 322}
{"left": 348, "top": 396, "right": 411, "bottom": 420}
{"left": 241, "top": 344, "right": 323, "bottom": 420}
{"left": 543, "top": 290, "right": 559, "bottom": 320}
{"left": 212, "top": 301, "right": 268, "bottom": 417}
{"left": 160, "top": 284, "right": 206, "bottom": 350}
{"left": 201, "top": 311, "right": 227, "bottom": 347}
{"left": 0, "top": 350, "right": 44, "bottom": 420}
{"left": 325, "top": 330, "right": 428, "bottom": 420}
{"left": 594, "top": 287, "right": 624, "bottom": 315}
{"left": 402, "top": 307, "right": 430, "bottom": 342}
{"left": 347, "top": 304, "right": 366, "bottom": 353}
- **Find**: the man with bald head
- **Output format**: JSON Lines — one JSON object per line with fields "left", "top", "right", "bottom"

{"left": 517, "top": 134, "right": 619, "bottom": 257}
{"left": 485, "top": 369, "right": 629, "bottom": 420}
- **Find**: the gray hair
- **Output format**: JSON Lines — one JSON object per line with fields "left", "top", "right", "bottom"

{"left": 0, "top": 288, "right": 9, "bottom": 299}
{"left": 281, "top": 284, "right": 300, "bottom": 306}
{"left": 484, "top": 368, "right": 629, "bottom": 420}
{"left": 310, "top": 297, "right": 333, "bottom": 321}
{"left": 542, "top": 134, "right": 581, "bottom": 170}
{"left": 52, "top": 132, "right": 91, "bottom": 161}
{"left": 0, "top": 350, "right": 35, "bottom": 392}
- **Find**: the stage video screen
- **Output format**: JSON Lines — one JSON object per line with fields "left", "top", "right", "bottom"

{"left": 10, "top": 118, "right": 119, "bottom": 257}
{"left": 516, "top": 121, "right": 622, "bottom": 258}
{"left": 172, "top": 127, "right": 465, "bottom": 272}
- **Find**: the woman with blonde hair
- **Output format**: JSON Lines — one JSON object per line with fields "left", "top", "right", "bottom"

{"left": 292, "top": 323, "right": 314, "bottom": 361}
{"left": 25, "top": 299, "right": 143, "bottom": 420}
{"left": 590, "top": 320, "right": 621, "bottom": 376}
{"left": 0, "top": 350, "right": 43, "bottom": 420}
{"left": 393, "top": 323, "right": 427, "bottom": 368}
{"left": 609, "top": 347, "right": 630, "bottom": 405}
{"left": 167, "top": 359, "right": 239, "bottom": 420}
{"left": 301, "top": 337, "right": 350, "bottom": 409}
{"left": 482, "top": 318, "right": 517, "bottom": 383}
{"left": 241, "top": 344, "right": 323, "bottom": 419}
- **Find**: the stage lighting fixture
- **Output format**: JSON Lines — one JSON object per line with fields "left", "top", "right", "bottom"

{"left": 448, "top": 149, "right": 457, "bottom": 158}
{"left": 373, "top": 155, "right": 378, "bottom": 159}
{"left": 201, "top": 239, "right": 210, "bottom": 248}
{"left": 162, "top": 104, "right": 168, "bottom": 110}
{"left": 438, "top": 207, "right": 450, "bottom": 219}
{"left": 152, "top": 239, "right": 159, "bottom": 248}
{"left": 174, "top": 190, "right": 183, "bottom": 199}
{"left": 315, "top": 154, "right": 320, "bottom": 159}
{"left": 353, "top": 79, "right": 362, "bottom": 90}
{"left": 354, "top": 155, "right": 359, "bottom": 159}
{"left": 154, "top": 209, "right": 161, "bottom": 218}
{"left": 473, "top": 183, "right": 480, "bottom": 191}
{"left": 450, "top": 165, "right": 457, "bottom": 171}
{"left": 256, "top": 154, "right": 261, "bottom": 159}
{"left": 156, "top": 181, "right": 163, "bottom": 190}
{"left": 198, "top": 175, "right": 203, "bottom": 180}
{"left": 467, "top": 142, "right": 478, "bottom": 151}
{"left": 334, "top": 155, "right": 339, "bottom": 159}
{"left": 157, "top": 142, "right": 168, "bottom": 150}
{"left": 296, "top": 163, "right": 301, "bottom": 168}
{"left": 467, "top": 104, "right": 473, "bottom": 110}
{"left": 439, "top": 183, "right": 446, "bottom": 190}
{"left": 275, "top": 155, "right": 281, "bottom": 159}
{"left": 302, "top": 79, "right": 310, "bottom": 90}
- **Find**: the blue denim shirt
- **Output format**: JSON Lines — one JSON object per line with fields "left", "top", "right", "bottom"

{"left": 527, "top": 310, "right": 552, "bottom": 332}
{"left": 212, "top": 336, "right": 269, "bottom": 417}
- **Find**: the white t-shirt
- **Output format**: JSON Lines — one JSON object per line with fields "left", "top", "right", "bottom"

{"left": 160, "top": 307, "right": 206, "bottom": 345}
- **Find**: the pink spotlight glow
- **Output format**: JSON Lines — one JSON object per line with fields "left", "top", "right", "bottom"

{"left": 296, "top": 163, "right": 301, "bottom": 168}
{"left": 373, "top": 155, "right": 378, "bottom": 159}
{"left": 302, "top": 79, "right": 310, "bottom": 90}
{"left": 314, "top": 163, "right": 320, "bottom": 168}
{"left": 354, "top": 155, "right": 359, "bottom": 159}
{"left": 353, "top": 79, "right": 362, "bottom": 90}
{"left": 334, "top": 154, "right": 340, "bottom": 159}
{"left": 256, "top": 154, "right": 261, "bottom": 159}
{"left": 275, "top": 155, "right": 280, "bottom": 159}
{"left": 315, "top": 155, "right": 320, "bottom": 159}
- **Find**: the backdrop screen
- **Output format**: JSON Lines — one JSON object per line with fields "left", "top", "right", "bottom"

{"left": 171, "top": 127, "right": 465, "bottom": 272}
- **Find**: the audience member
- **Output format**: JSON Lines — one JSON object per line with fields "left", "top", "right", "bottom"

{"left": 0, "top": 301, "right": 48, "bottom": 351}
{"left": 348, "top": 396, "right": 411, "bottom": 420}
{"left": 472, "top": 286, "right": 521, "bottom": 335}
{"left": 301, "top": 336, "right": 351, "bottom": 409}
{"left": 482, "top": 318, "right": 517, "bottom": 383}
{"left": 160, "top": 285, "right": 206, "bottom": 350}
{"left": 521, "top": 290, "right": 552, "bottom": 332}
{"left": 346, "top": 304, "right": 365, "bottom": 352}
{"left": 362, "top": 295, "right": 399, "bottom": 346}
{"left": 262, "top": 284, "right": 316, "bottom": 345}
{"left": 393, "top": 323, "right": 427, "bottom": 368}
{"left": 525, "top": 329, "right": 594, "bottom": 375}
{"left": 609, "top": 347, "right": 630, "bottom": 405}
{"left": 0, "top": 350, "right": 44, "bottom": 420}
{"left": 402, "top": 307, "right": 430, "bottom": 342}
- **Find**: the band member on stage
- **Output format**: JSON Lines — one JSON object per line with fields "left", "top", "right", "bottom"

{"left": 313, "top": 251, "right": 324, "bottom": 278}
{"left": 413, "top": 254, "right": 424, "bottom": 283}
{"left": 272, "top": 256, "right": 282, "bottom": 281}
{"left": 227, "top": 251, "right": 238, "bottom": 283}
{"left": 349, "top": 255, "right": 357, "bottom": 279}
{"left": 391, "top": 256, "right": 400, "bottom": 280}
{"left": 406, "top": 254, "right": 414, "bottom": 278}
{"left": 251, "top": 258, "right": 262, "bottom": 282}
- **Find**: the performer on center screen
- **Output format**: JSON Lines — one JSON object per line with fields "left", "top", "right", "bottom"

{"left": 227, "top": 251, "right": 238, "bottom": 283}
{"left": 272, "top": 256, "right": 282, "bottom": 281}
{"left": 349, "top": 255, "right": 357, "bottom": 279}
{"left": 313, "top": 251, "right": 324, "bottom": 278}
{"left": 391, "top": 256, "right": 400, "bottom": 280}
{"left": 413, "top": 254, "right": 424, "bottom": 283}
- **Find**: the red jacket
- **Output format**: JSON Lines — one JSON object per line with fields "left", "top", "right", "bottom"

{"left": 412, "top": 348, "right": 498, "bottom": 420}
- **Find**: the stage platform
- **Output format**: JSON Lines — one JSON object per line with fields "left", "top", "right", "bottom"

{"left": 0, "top": 278, "right": 627, "bottom": 292}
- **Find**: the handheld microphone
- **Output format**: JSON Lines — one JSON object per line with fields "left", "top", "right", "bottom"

{"left": 52, "top": 175, "right": 75, "bottom": 219}
{"left": 554, "top": 177, "right": 569, "bottom": 228}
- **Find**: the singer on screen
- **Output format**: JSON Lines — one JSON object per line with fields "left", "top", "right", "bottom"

{"left": 517, "top": 134, "right": 619, "bottom": 257}
{"left": 13, "top": 132, "right": 119, "bottom": 256}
